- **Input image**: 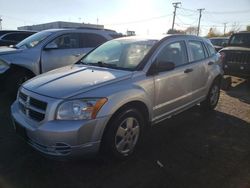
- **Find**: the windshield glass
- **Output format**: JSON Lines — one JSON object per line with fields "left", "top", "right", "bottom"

{"left": 210, "top": 38, "right": 228, "bottom": 46}
{"left": 229, "top": 34, "right": 250, "bottom": 47}
{"left": 16, "top": 30, "right": 52, "bottom": 49}
{"left": 81, "top": 39, "right": 158, "bottom": 70}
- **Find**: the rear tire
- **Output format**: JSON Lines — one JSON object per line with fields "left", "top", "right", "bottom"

{"left": 101, "top": 108, "right": 144, "bottom": 160}
{"left": 201, "top": 80, "right": 220, "bottom": 111}
{"left": 221, "top": 76, "right": 231, "bottom": 90}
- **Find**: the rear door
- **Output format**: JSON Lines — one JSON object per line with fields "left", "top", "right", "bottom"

{"left": 186, "top": 40, "right": 210, "bottom": 102}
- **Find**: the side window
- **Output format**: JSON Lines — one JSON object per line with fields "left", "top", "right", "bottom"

{"left": 206, "top": 42, "right": 216, "bottom": 56}
{"left": 157, "top": 41, "right": 188, "bottom": 67}
{"left": 2, "top": 33, "right": 18, "bottom": 41}
{"left": 51, "top": 34, "right": 79, "bottom": 49}
{"left": 188, "top": 41, "right": 206, "bottom": 61}
{"left": 79, "top": 33, "right": 107, "bottom": 48}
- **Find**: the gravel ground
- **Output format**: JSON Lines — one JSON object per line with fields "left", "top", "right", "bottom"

{"left": 0, "top": 77, "right": 249, "bottom": 188}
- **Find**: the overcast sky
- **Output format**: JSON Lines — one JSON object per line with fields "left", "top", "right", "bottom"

{"left": 1, "top": 0, "right": 250, "bottom": 36}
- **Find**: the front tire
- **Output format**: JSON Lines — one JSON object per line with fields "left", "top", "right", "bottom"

{"left": 101, "top": 108, "right": 144, "bottom": 160}
{"left": 201, "top": 80, "right": 220, "bottom": 111}
{"left": 5, "top": 69, "right": 30, "bottom": 97}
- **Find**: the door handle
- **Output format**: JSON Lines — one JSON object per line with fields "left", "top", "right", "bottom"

{"left": 208, "top": 61, "right": 214, "bottom": 65}
{"left": 184, "top": 68, "right": 193, "bottom": 73}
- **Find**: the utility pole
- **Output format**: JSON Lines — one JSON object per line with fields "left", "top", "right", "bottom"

{"left": 223, "top": 23, "right": 227, "bottom": 36}
{"left": 197, "top": 8, "right": 205, "bottom": 36}
{"left": 171, "top": 2, "right": 181, "bottom": 31}
{"left": 0, "top": 16, "right": 2, "bottom": 30}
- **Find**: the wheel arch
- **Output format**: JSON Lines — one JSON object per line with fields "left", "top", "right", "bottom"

{"left": 7, "top": 64, "right": 36, "bottom": 78}
{"left": 100, "top": 100, "right": 150, "bottom": 146}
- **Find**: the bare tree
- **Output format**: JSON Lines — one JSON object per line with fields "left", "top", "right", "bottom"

{"left": 185, "top": 27, "right": 198, "bottom": 35}
{"left": 229, "top": 22, "right": 241, "bottom": 33}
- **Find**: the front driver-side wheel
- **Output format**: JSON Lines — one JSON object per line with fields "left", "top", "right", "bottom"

{"left": 101, "top": 108, "right": 144, "bottom": 159}
{"left": 5, "top": 70, "right": 30, "bottom": 97}
{"left": 201, "top": 80, "right": 220, "bottom": 111}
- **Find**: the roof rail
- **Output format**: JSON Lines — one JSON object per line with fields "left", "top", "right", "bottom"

{"left": 61, "top": 27, "right": 117, "bottom": 32}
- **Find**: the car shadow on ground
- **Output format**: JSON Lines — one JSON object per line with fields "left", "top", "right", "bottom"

{"left": 222, "top": 77, "right": 250, "bottom": 104}
{"left": 0, "top": 96, "right": 250, "bottom": 188}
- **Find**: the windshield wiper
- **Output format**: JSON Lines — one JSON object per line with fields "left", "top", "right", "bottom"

{"left": 80, "top": 61, "right": 118, "bottom": 69}
{"left": 96, "top": 61, "right": 117, "bottom": 68}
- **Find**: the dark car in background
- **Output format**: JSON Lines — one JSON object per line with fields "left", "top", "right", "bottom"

{"left": 210, "top": 37, "right": 229, "bottom": 51}
{"left": 0, "top": 30, "right": 36, "bottom": 46}
{"left": 220, "top": 32, "right": 250, "bottom": 80}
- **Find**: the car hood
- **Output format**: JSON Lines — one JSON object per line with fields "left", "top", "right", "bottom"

{"left": 23, "top": 65, "right": 133, "bottom": 99}
{"left": 221, "top": 46, "right": 250, "bottom": 52}
{"left": 0, "top": 46, "right": 22, "bottom": 55}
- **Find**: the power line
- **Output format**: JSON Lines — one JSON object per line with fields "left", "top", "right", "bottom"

{"left": 205, "top": 9, "right": 250, "bottom": 14}
{"left": 105, "top": 14, "right": 172, "bottom": 26}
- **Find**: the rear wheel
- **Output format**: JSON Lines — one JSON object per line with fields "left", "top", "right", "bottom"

{"left": 101, "top": 108, "right": 144, "bottom": 160}
{"left": 201, "top": 80, "right": 220, "bottom": 111}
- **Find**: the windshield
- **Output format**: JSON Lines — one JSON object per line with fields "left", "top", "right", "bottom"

{"left": 229, "top": 34, "right": 250, "bottom": 47}
{"left": 16, "top": 30, "right": 52, "bottom": 49}
{"left": 210, "top": 38, "right": 228, "bottom": 46}
{"left": 81, "top": 39, "right": 158, "bottom": 70}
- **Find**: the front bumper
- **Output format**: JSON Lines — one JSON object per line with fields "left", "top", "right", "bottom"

{"left": 11, "top": 100, "right": 111, "bottom": 159}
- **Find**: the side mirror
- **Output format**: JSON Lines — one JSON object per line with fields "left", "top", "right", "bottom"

{"left": 44, "top": 42, "right": 58, "bottom": 50}
{"left": 157, "top": 60, "right": 175, "bottom": 72}
{"left": 147, "top": 60, "right": 175, "bottom": 76}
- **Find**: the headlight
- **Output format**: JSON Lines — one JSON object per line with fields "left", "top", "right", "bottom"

{"left": 0, "top": 59, "right": 9, "bottom": 73}
{"left": 56, "top": 98, "right": 107, "bottom": 120}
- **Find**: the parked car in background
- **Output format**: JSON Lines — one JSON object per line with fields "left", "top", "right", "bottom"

{"left": 0, "top": 30, "right": 36, "bottom": 46}
{"left": 219, "top": 32, "right": 250, "bottom": 79}
{"left": 11, "top": 35, "right": 223, "bottom": 160}
{"left": 0, "top": 28, "right": 121, "bottom": 94}
{"left": 210, "top": 37, "right": 229, "bottom": 51}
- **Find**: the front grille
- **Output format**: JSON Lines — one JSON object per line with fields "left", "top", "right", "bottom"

{"left": 19, "top": 92, "right": 27, "bottom": 101}
{"left": 18, "top": 91, "right": 47, "bottom": 122}
{"left": 30, "top": 97, "right": 47, "bottom": 111}
{"left": 226, "top": 52, "right": 250, "bottom": 65}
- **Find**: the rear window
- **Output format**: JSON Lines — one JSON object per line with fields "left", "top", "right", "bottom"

{"left": 229, "top": 34, "right": 250, "bottom": 47}
{"left": 79, "top": 33, "right": 107, "bottom": 48}
{"left": 188, "top": 41, "right": 206, "bottom": 62}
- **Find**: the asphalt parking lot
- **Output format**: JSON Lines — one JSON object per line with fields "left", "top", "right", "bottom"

{"left": 0, "top": 77, "right": 250, "bottom": 188}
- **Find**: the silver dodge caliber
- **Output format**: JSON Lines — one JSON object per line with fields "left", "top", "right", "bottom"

{"left": 11, "top": 35, "right": 223, "bottom": 159}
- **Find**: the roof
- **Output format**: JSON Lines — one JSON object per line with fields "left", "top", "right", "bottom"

{"left": 114, "top": 34, "right": 208, "bottom": 42}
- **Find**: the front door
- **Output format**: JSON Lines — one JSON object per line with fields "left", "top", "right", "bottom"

{"left": 152, "top": 40, "right": 194, "bottom": 122}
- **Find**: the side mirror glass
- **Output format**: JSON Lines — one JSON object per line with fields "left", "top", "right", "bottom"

{"left": 147, "top": 59, "right": 175, "bottom": 76}
{"left": 44, "top": 42, "right": 58, "bottom": 50}
{"left": 157, "top": 60, "right": 175, "bottom": 72}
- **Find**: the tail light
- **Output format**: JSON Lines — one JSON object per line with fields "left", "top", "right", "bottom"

{"left": 219, "top": 51, "right": 226, "bottom": 62}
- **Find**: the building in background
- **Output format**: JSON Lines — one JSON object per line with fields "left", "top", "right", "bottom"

{"left": 126, "top": 30, "right": 136, "bottom": 36}
{"left": 18, "top": 21, "right": 104, "bottom": 31}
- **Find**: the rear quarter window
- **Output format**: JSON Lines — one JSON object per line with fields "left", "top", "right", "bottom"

{"left": 206, "top": 42, "right": 216, "bottom": 56}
